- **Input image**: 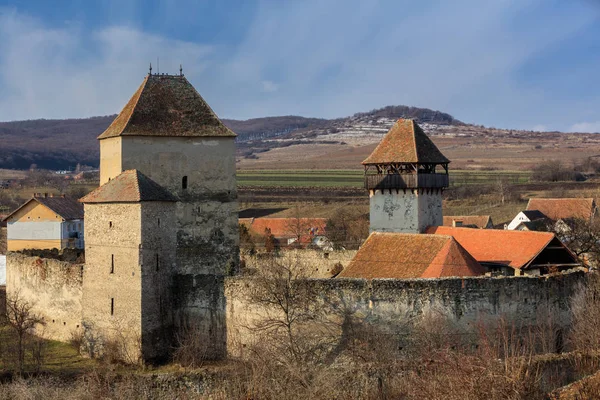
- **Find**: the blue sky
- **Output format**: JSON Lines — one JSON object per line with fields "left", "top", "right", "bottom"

{"left": 0, "top": 0, "right": 599, "bottom": 132}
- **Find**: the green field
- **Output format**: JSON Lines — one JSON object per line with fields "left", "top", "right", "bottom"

{"left": 237, "top": 169, "right": 532, "bottom": 188}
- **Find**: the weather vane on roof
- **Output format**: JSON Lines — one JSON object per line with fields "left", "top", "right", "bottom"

{"left": 180, "top": 64, "right": 183, "bottom": 76}
{"left": 149, "top": 62, "right": 152, "bottom": 75}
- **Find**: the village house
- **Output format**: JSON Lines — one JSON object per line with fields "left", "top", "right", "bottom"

{"left": 506, "top": 210, "right": 548, "bottom": 231}
{"left": 426, "top": 226, "right": 580, "bottom": 276}
{"left": 526, "top": 198, "right": 597, "bottom": 222}
{"left": 4, "top": 194, "right": 84, "bottom": 251}
{"left": 506, "top": 198, "right": 597, "bottom": 231}
{"left": 239, "top": 217, "right": 328, "bottom": 248}
{"left": 443, "top": 215, "right": 493, "bottom": 229}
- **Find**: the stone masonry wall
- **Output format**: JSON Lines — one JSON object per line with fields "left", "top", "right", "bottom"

{"left": 0, "top": 285, "right": 5, "bottom": 317}
{"left": 225, "top": 270, "right": 586, "bottom": 357}
{"left": 6, "top": 253, "right": 83, "bottom": 342}
{"left": 82, "top": 203, "right": 143, "bottom": 362}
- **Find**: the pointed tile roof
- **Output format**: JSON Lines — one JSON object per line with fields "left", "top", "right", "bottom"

{"left": 337, "top": 232, "right": 484, "bottom": 279}
{"left": 98, "top": 74, "right": 236, "bottom": 139}
{"left": 362, "top": 119, "right": 449, "bottom": 165}
{"left": 80, "top": 170, "right": 177, "bottom": 203}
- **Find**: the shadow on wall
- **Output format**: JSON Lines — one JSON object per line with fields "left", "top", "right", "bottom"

{"left": 0, "top": 254, "right": 5, "bottom": 285}
{"left": 0, "top": 285, "right": 5, "bottom": 317}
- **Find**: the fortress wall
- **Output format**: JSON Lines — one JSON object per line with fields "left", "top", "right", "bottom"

{"left": 6, "top": 253, "right": 83, "bottom": 341}
{"left": 0, "top": 285, "right": 5, "bottom": 317}
{"left": 225, "top": 269, "right": 586, "bottom": 357}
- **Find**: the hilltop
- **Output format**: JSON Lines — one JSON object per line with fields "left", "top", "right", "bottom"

{"left": 0, "top": 105, "right": 597, "bottom": 171}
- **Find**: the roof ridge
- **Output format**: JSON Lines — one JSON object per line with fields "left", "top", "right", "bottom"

{"left": 98, "top": 76, "right": 148, "bottom": 140}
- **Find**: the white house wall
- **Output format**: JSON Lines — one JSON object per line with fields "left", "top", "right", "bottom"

{"left": 7, "top": 221, "right": 62, "bottom": 240}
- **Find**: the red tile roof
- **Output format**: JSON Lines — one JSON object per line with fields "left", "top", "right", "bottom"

{"left": 338, "top": 232, "right": 484, "bottom": 279}
{"left": 443, "top": 215, "right": 492, "bottom": 229}
{"left": 526, "top": 198, "right": 596, "bottom": 221}
{"left": 239, "top": 217, "right": 327, "bottom": 239}
{"left": 426, "top": 226, "right": 556, "bottom": 269}
{"left": 98, "top": 74, "right": 236, "bottom": 139}
{"left": 80, "top": 170, "right": 177, "bottom": 203}
{"left": 362, "top": 119, "right": 449, "bottom": 165}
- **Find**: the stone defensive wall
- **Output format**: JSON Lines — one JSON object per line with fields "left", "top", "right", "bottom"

{"left": 6, "top": 253, "right": 83, "bottom": 341}
{"left": 225, "top": 269, "right": 587, "bottom": 357}
{"left": 0, "top": 285, "right": 5, "bottom": 317}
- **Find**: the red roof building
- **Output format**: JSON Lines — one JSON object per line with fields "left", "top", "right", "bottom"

{"left": 239, "top": 217, "right": 327, "bottom": 246}
{"left": 526, "top": 198, "right": 596, "bottom": 221}
{"left": 426, "top": 226, "right": 580, "bottom": 275}
{"left": 338, "top": 232, "right": 484, "bottom": 279}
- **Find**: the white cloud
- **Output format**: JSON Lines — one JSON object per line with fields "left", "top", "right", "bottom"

{"left": 0, "top": 9, "right": 213, "bottom": 121}
{"left": 261, "top": 80, "right": 278, "bottom": 93}
{"left": 569, "top": 121, "right": 600, "bottom": 133}
{"left": 531, "top": 124, "right": 548, "bottom": 132}
{"left": 0, "top": 2, "right": 598, "bottom": 130}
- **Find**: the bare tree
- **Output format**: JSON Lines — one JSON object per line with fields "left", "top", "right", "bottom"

{"left": 246, "top": 255, "right": 337, "bottom": 365}
{"left": 284, "top": 206, "right": 313, "bottom": 247}
{"left": 550, "top": 218, "right": 600, "bottom": 265}
{"left": 4, "top": 292, "right": 45, "bottom": 374}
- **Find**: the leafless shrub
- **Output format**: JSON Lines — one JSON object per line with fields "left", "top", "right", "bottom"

{"left": 3, "top": 291, "right": 46, "bottom": 374}
{"left": 172, "top": 321, "right": 210, "bottom": 368}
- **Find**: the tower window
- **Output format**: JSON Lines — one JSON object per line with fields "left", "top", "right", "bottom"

{"left": 109, "top": 221, "right": 113, "bottom": 228}
{"left": 110, "top": 298, "right": 114, "bottom": 316}
{"left": 182, "top": 176, "right": 188, "bottom": 189}
{"left": 156, "top": 254, "right": 159, "bottom": 271}
{"left": 158, "top": 218, "right": 160, "bottom": 227}
{"left": 110, "top": 254, "right": 114, "bottom": 274}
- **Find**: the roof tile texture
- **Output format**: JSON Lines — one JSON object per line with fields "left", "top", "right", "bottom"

{"left": 362, "top": 119, "right": 449, "bottom": 165}
{"left": 426, "top": 226, "right": 555, "bottom": 269}
{"left": 338, "top": 232, "right": 484, "bottom": 279}
{"left": 526, "top": 198, "right": 596, "bottom": 221}
{"left": 98, "top": 74, "right": 236, "bottom": 139}
{"left": 80, "top": 169, "right": 177, "bottom": 203}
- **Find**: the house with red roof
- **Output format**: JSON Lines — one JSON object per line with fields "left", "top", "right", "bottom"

{"left": 239, "top": 217, "right": 328, "bottom": 249}
{"left": 426, "top": 226, "right": 580, "bottom": 276}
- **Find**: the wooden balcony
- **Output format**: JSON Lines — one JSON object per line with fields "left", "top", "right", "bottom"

{"left": 364, "top": 173, "right": 449, "bottom": 190}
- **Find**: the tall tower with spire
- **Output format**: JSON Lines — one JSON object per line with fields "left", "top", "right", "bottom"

{"left": 363, "top": 119, "right": 449, "bottom": 233}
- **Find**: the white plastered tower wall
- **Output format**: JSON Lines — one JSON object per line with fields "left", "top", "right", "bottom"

{"left": 363, "top": 119, "right": 449, "bottom": 234}
{"left": 369, "top": 188, "right": 443, "bottom": 233}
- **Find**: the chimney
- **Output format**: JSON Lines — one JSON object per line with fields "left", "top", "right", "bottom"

{"left": 44, "top": 193, "right": 48, "bottom": 198}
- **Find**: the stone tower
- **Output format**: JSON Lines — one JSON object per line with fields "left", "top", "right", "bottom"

{"left": 92, "top": 72, "right": 238, "bottom": 358}
{"left": 363, "top": 119, "right": 449, "bottom": 233}
{"left": 80, "top": 170, "right": 177, "bottom": 361}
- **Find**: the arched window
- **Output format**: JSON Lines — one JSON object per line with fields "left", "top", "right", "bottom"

{"left": 182, "top": 176, "right": 188, "bottom": 189}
